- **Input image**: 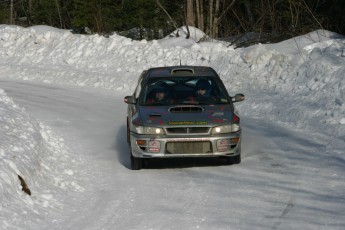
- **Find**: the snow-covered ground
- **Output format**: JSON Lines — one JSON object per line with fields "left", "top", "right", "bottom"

{"left": 0, "top": 25, "right": 344, "bottom": 229}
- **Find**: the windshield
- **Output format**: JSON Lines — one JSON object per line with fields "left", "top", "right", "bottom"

{"left": 140, "top": 76, "right": 230, "bottom": 106}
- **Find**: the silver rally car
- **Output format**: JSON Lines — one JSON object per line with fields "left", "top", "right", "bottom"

{"left": 124, "top": 66, "right": 245, "bottom": 170}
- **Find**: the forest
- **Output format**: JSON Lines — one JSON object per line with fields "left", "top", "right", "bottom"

{"left": 1, "top": 0, "right": 344, "bottom": 44}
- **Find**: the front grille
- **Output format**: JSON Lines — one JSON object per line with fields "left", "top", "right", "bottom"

{"left": 166, "top": 141, "right": 212, "bottom": 154}
{"left": 166, "top": 127, "right": 209, "bottom": 134}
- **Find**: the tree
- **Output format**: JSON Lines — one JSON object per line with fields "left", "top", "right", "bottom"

{"left": 185, "top": 0, "right": 194, "bottom": 26}
{"left": 184, "top": 0, "right": 236, "bottom": 38}
{"left": 0, "top": 0, "right": 343, "bottom": 40}
{"left": 28, "top": 0, "right": 72, "bottom": 28}
{"left": 195, "top": 0, "right": 204, "bottom": 31}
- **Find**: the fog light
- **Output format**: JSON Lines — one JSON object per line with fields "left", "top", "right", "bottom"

{"left": 217, "top": 139, "right": 229, "bottom": 152}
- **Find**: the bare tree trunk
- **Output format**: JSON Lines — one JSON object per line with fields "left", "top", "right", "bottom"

{"left": 10, "top": 0, "right": 14, "bottom": 24}
{"left": 196, "top": 0, "right": 200, "bottom": 28}
{"left": 207, "top": 0, "right": 235, "bottom": 38}
{"left": 185, "top": 24, "right": 191, "bottom": 39}
{"left": 28, "top": 0, "right": 32, "bottom": 25}
{"left": 195, "top": 0, "right": 204, "bottom": 31}
{"left": 96, "top": 6, "right": 104, "bottom": 33}
{"left": 55, "top": 0, "right": 63, "bottom": 28}
{"left": 244, "top": 1, "right": 254, "bottom": 28}
{"left": 209, "top": 0, "right": 214, "bottom": 36}
{"left": 186, "top": 0, "right": 195, "bottom": 26}
{"left": 216, "top": 0, "right": 236, "bottom": 25}
{"left": 288, "top": 0, "right": 299, "bottom": 31}
{"left": 212, "top": 0, "right": 220, "bottom": 37}
{"left": 156, "top": 0, "right": 179, "bottom": 33}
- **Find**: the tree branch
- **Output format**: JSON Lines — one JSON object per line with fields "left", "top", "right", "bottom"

{"left": 156, "top": 0, "right": 179, "bottom": 32}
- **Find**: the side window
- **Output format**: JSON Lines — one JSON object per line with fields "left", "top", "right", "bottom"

{"left": 134, "top": 78, "right": 143, "bottom": 98}
{"left": 134, "top": 71, "right": 146, "bottom": 98}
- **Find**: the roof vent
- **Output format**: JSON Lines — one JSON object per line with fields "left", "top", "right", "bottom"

{"left": 171, "top": 68, "right": 194, "bottom": 75}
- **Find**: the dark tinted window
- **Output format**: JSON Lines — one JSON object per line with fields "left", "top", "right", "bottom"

{"left": 140, "top": 76, "right": 230, "bottom": 106}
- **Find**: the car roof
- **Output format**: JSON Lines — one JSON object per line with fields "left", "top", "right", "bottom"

{"left": 146, "top": 66, "right": 218, "bottom": 78}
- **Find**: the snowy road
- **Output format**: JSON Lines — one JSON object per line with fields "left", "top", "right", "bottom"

{"left": 2, "top": 79, "right": 344, "bottom": 230}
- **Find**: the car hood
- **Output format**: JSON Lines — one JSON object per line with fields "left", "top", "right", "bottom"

{"left": 136, "top": 104, "right": 236, "bottom": 127}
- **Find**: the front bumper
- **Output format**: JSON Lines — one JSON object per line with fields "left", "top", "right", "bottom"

{"left": 130, "top": 132, "right": 241, "bottom": 158}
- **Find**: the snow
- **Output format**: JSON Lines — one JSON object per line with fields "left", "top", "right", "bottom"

{"left": 0, "top": 25, "right": 345, "bottom": 229}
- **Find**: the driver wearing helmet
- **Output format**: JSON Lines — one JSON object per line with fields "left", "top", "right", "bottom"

{"left": 186, "top": 79, "right": 215, "bottom": 103}
{"left": 195, "top": 79, "right": 212, "bottom": 99}
{"left": 146, "top": 85, "right": 170, "bottom": 105}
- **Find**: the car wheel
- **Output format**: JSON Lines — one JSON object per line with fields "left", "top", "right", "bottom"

{"left": 126, "top": 118, "right": 130, "bottom": 144}
{"left": 130, "top": 153, "right": 143, "bottom": 170}
{"left": 227, "top": 154, "right": 241, "bottom": 165}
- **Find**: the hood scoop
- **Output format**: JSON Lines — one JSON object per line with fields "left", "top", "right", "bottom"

{"left": 169, "top": 106, "right": 203, "bottom": 113}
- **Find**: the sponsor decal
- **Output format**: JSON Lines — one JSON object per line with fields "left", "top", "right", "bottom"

{"left": 168, "top": 121, "right": 208, "bottom": 125}
{"left": 148, "top": 140, "right": 160, "bottom": 152}
{"left": 211, "top": 112, "right": 224, "bottom": 116}
{"left": 212, "top": 118, "right": 225, "bottom": 123}
{"left": 147, "top": 117, "right": 164, "bottom": 125}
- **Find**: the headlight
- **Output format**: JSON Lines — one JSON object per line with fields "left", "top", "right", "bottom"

{"left": 134, "top": 126, "right": 164, "bottom": 134}
{"left": 211, "top": 124, "right": 240, "bottom": 134}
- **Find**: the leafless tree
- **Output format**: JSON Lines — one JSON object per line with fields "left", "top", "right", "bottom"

{"left": 185, "top": 0, "right": 236, "bottom": 38}
{"left": 156, "top": 0, "right": 179, "bottom": 34}
{"left": 186, "top": 0, "right": 194, "bottom": 26}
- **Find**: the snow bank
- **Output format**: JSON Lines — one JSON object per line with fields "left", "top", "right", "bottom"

{"left": 238, "top": 31, "right": 345, "bottom": 139}
{"left": 0, "top": 89, "right": 83, "bottom": 228}
{"left": 0, "top": 25, "right": 234, "bottom": 90}
{"left": 0, "top": 88, "right": 41, "bottom": 205}
{"left": 0, "top": 24, "right": 344, "bottom": 229}
{"left": 1, "top": 25, "right": 344, "bottom": 138}
{"left": 0, "top": 25, "right": 344, "bottom": 139}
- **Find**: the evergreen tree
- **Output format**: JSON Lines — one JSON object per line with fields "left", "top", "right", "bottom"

{"left": 0, "top": 0, "right": 343, "bottom": 40}
{"left": 71, "top": 0, "right": 93, "bottom": 31}
{"left": 31, "top": 0, "right": 59, "bottom": 26}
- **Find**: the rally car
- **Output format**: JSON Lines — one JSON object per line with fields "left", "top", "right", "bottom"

{"left": 124, "top": 66, "right": 245, "bottom": 170}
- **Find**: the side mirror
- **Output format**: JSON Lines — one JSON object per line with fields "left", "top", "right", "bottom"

{"left": 232, "top": 94, "right": 245, "bottom": 103}
{"left": 124, "top": 96, "right": 137, "bottom": 104}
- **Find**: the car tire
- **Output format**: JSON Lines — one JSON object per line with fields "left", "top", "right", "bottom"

{"left": 233, "top": 154, "right": 241, "bottom": 164}
{"left": 130, "top": 153, "right": 143, "bottom": 170}
{"left": 227, "top": 154, "right": 241, "bottom": 165}
{"left": 126, "top": 118, "right": 130, "bottom": 144}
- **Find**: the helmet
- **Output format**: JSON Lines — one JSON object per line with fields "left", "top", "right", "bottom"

{"left": 154, "top": 86, "right": 165, "bottom": 93}
{"left": 196, "top": 79, "right": 211, "bottom": 90}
